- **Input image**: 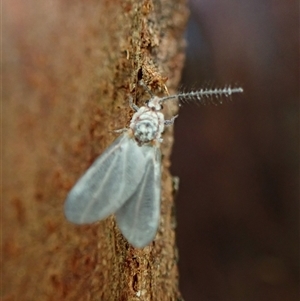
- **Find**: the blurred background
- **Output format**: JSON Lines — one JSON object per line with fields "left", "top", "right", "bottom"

{"left": 171, "top": 1, "right": 299, "bottom": 300}
{"left": 4, "top": 0, "right": 298, "bottom": 300}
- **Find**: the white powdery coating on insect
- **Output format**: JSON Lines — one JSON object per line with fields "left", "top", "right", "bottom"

{"left": 64, "top": 133, "right": 148, "bottom": 224}
{"left": 130, "top": 106, "right": 165, "bottom": 145}
{"left": 64, "top": 81, "right": 243, "bottom": 248}
{"left": 64, "top": 96, "right": 165, "bottom": 247}
{"left": 115, "top": 146, "right": 161, "bottom": 248}
{"left": 64, "top": 131, "right": 162, "bottom": 248}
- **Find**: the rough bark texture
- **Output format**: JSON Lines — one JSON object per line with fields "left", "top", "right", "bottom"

{"left": 3, "top": 1, "right": 188, "bottom": 300}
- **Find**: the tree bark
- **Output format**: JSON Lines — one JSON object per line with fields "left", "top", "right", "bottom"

{"left": 3, "top": 0, "right": 188, "bottom": 300}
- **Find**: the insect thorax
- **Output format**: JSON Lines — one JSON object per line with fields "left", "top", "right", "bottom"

{"left": 130, "top": 107, "right": 164, "bottom": 145}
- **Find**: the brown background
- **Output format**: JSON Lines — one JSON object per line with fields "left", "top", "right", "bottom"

{"left": 3, "top": 0, "right": 188, "bottom": 300}
{"left": 3, "top": 0, "right": 299, "bottom": 300}
{"left": 172, "top": 1, "right": 299, "bottom": 300}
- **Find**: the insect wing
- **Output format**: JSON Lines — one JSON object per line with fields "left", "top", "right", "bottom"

{"left": 64, "top": 133, "right": 147, "bottom": 224}
{"left": 116, "top": 146, "right": 161, "bottom": 248}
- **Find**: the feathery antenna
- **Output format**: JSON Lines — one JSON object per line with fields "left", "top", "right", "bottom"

{"left": 159, "top": 85, "right": 243, "bottom": 105}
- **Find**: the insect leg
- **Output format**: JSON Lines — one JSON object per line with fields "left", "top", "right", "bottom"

{"left": 129, "top": 95, "right": 139, "bottom": 112}
{"left": 164, "top": 115, "right": 178, "bottom": 126}
{"left": 114, "top": 128, "right": 128, "bottom": 134}
{"left": 138, "top": 80, "right": 155, "bottom": 97}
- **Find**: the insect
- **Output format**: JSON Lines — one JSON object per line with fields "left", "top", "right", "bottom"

{"left": 64, "top": 81, "right": 243, "bottom": 248}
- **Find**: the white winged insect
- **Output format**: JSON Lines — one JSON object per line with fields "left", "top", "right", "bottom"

{"left": 64, "top": 81, "right": 243, "bottom": 248}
